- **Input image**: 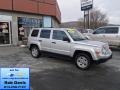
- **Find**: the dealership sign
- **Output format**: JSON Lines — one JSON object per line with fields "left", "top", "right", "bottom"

{"left": 81, "top": 0, "right": 93, "bottom": 11}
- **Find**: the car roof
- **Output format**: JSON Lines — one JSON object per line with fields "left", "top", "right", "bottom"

{"left": 99, "top": 26, "right": 120, "bottom": 28}
{"left": 32, "top": 28, "right": 76, "bottom": 31}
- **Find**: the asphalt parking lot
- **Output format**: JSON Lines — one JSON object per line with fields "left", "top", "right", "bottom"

{"left": 0, "top": 46, "right": 120, "bottom": 90}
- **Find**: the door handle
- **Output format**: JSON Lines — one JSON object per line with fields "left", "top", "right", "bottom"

{"left": 39, "top": 40, "right": 42, "bottom": 42}
{"left": 52, "top": 42, "right": 56, "bottom": 44}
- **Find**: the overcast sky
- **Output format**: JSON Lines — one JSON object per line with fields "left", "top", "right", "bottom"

{"left": 57, "top": 0, "right": 120, "bottom": 24}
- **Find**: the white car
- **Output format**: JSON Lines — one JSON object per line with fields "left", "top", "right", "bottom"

{"left": 88, "top": 26, "right": 120, "bottom": 46}
{"left": 27, "top": 28, "right": 112, "bottom": 70}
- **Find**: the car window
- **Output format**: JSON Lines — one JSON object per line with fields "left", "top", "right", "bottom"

{"left": 67, "top": 29, "right": 86, "bottom": 41}
{"left": 40, "top": 29, "right": 51, "bottom": 39}
{"left": 31, "top": 29, "right": 39, "bottom": 37}
{"left": 93, "top": 28, "right": 105, "bottom": 34}
{"left": 105, "top": 27, "right": 119, "bottom": 34}
{"left": 53, "top": 30, "right": 68, "bottom": 40}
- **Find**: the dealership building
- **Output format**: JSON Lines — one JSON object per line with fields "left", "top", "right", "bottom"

{"left": 0, "top": 0, "right": 61, "bottom": 46}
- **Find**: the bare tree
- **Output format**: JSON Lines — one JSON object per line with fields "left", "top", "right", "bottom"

{"left": 78, "top": 8, "right": 109, "bottom": 29}
{"left": 90, "top": 8, "right": 109, "bottom": 29}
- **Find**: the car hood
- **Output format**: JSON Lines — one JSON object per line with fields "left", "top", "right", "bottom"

{"left": 74, "top": 40, "right": 106, "bottom": 47}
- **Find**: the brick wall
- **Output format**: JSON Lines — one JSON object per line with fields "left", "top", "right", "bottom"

{"left": 0, "top": 0, "right": 61, "bottom": 22}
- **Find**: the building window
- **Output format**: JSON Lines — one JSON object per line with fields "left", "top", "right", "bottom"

{"left": 18, "top": 17, "right": 43, "bottom": 28}
{"left": 43, "top": 16, "right": 52, "bottom": 28}
{"left": 0, "top": 22, "right": 10, "bottom": 44}
{"left": 18, "top": 17, "right": 43, "bottom": 41}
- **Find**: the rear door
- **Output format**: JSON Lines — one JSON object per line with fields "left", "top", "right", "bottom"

{"left": 39, "top": 29, "right": 52, "bottom": 51}
{"left": 103, "top": 27, "right": 120, "bottom": 46}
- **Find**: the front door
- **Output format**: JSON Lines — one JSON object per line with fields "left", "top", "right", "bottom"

{"left": 51, "top": 30, "right": 71, "bottom": 56}
{"left": 91, "top": 28, "right": 106, "bottom": 42}
{"left": 0, "top": 21, "right": 11, "bottom": 45}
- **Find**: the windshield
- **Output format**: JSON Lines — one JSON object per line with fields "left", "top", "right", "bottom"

{"left": 67, "top": 29, "right": 86, "bottom": 41}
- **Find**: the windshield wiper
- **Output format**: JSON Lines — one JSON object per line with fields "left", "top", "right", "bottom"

{"left": 74, "top": 38, "right": 86, "bottom": 41}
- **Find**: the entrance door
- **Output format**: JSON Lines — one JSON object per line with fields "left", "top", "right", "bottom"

{"left": 0, "top": 21, "right": 11, "bottom": 45}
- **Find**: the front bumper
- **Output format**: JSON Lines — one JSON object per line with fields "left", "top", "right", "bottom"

{"left": 93, "top": 54, "right": 112, "bottom": 64}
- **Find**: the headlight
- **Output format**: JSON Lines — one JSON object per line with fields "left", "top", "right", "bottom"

{"left": 94, "top": 48, "right": 102, "bottom": 56}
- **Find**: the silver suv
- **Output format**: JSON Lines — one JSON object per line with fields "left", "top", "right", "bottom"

{"left": 28, "top": 28, "right": 112, "bottom": 70}
{"left": 88, "top": 26, "right": 120, "bottom": 46}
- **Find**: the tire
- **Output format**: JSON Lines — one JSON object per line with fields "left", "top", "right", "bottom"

{"left": 75, "top": 53, "right": 91, "bottom": 70}
{"left": 31, "top": 46, "right": 41, "bottom": 58}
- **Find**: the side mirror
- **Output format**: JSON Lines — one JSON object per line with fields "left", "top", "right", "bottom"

{"left": 63, "top": 37, "right": 70, "bottom": 42}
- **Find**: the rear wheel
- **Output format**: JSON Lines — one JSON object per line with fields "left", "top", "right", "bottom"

{"left": 75, "top": 53, "right": 91, "bottom": 70}
{"left": 31, "top": 46, "right": 41, "bottom": 58}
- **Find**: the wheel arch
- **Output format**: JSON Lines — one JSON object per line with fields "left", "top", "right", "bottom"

{"left": 73, "top": 50, "right": 93, "bottom": 60}
{"left": 29, "top": 44, "right": 40, "bottom": 50}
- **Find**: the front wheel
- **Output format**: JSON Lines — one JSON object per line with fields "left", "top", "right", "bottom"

{"left": 31, "top": 46, "right": 41, "bottom": 58}
{"left": 75, "top": 53, "right": 91, "bottom": 70}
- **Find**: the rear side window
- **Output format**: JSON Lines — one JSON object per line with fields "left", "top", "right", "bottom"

{"left": 105, "top": 27, "right": 119, "bottom": 34}
{"left": 31, "top": 30, "right": 39, "bottom": 37}
{"left": 40, "top": 30, "right": 51, "bottom": 39}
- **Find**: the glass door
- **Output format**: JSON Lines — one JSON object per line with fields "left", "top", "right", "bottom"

{"left": 0, "top": 21, "right": 11, "bottom": 45}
